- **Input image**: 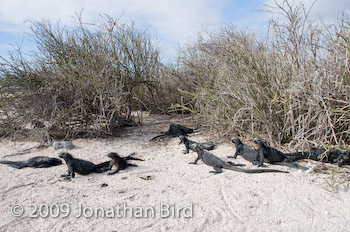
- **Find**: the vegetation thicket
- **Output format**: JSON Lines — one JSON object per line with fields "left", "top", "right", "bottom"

{"left": 0, "top": 1, "right": 349, "bottom": 149}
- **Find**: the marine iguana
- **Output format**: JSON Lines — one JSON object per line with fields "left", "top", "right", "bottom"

{"left": 189, "top": 144, "right": 288, "bottom": 174}
{"left": 228, "top": 137, "right": 260, "bottom": 165}
{"left": 253, "top": 138, "right": 299, "bottom": 167}
{"left": 253, "top": 138, "right": 317, "bottom": 167}
{"left": 308, "top": 149, "right": 346, "bottom": 164}
{"left": 335, "top": 150, "right": 350, "bottom": 167}
{"left": 290, "top": 148, "right": 350, "bottom": 167}
{"left": 178, "top": 135, "right": 215, "bottom": 154}
{"left": 0, "top": 156, "right": 62, "bottom": 169}
{"left": 105, "top": 152, "right": 144, "bottom": 175}
{"left": 58, "top": 152, "right": 110, "bottom": 179}
{"left": 150, "top": 123, "right": 198, "bottom": 141}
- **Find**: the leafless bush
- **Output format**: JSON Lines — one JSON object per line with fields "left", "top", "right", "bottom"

{"left": 174, "top": 0, "right": 350, "bottom": 148}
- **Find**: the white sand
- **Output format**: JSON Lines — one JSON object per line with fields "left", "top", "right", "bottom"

{"left": 0, "top": 116, "right": 350, "bottom": 232}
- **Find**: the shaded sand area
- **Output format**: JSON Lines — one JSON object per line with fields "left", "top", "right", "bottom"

{"left": 0, "top": 115, "right": 350, "bottom": 231}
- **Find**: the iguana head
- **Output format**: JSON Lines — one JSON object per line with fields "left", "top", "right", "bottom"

{"left": 341, "top": 150, "right": 350, "bottom": 159}
{"left": 231, "top": 137, "right": 242, "bottom": 144}
{"left": 178, "top": 135, "right": 186, "bottom": 144}
{"left": 58, "top": 152, "right": 73, "bottom": 161}
{"left": 107, "top": 152, "right": 121, "bottom": 160}
{"left": 253, "top": 138, "right": 265, "bottom": 146}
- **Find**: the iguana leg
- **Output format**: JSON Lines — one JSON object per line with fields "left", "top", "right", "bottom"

{"left": 284, "top": 160, "right": 299, "bottom": 168}
{"left": 108, "top": 162, "right": 113, "bottom": 170}
{"left": 228, "top": 150, "right": 239, "bottom": 159}
{"left": 189, "top": 157, "right": 200, "bottom": 164}
{"left": 233, "top": 150, "right": 240, "bottom": 159}
{"left": 258, "top": 151, "right": 265, "bottom": 167}
{"left": 209, "top": 166, "right": 223, "bottom": 174}
{"left": 61, "top": 166, "right": 73, "bottom": 178}
{"left": 252, "top": 160, "right": 260, "bottom": 165}
{"left": 71, "top": 170, "right": 75, "bottom": 178}
{"left": 108, "top": 164, "right": 120, "bottom": 175}
{"left": 183, "top": 143, "right": 190, "bottom": 154}
{"left": 61, "top": 170, "right": 72, "bottom": 180}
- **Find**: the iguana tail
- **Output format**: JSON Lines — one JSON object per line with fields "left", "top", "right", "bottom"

{"left": 225, "top": 165, "right": 288, "bottom": 173}
{"left": 0, "top": 160, "right": 27, "bottom": 169}
{"left": 285, "top": 151, "right": 318, "bottom": 161}
{"left": 125, "top": 153, "right": 144, "bottom": 161}
{"left": 149, "top": 134, "right": 169, "bottom": 141}
{"left": 94, "top": 161, "right": 111, "bottom": 173}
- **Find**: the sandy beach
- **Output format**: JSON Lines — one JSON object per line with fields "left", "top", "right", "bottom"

{"left": 0, "top": 115, "right": 349, "bottom": 232}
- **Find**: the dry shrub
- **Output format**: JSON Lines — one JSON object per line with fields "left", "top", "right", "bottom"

{"left": 173, "top": 0, "right": 350, "bottom": 148}
{"left": 0, "top": 14, "right": 181, "bottom": 139}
